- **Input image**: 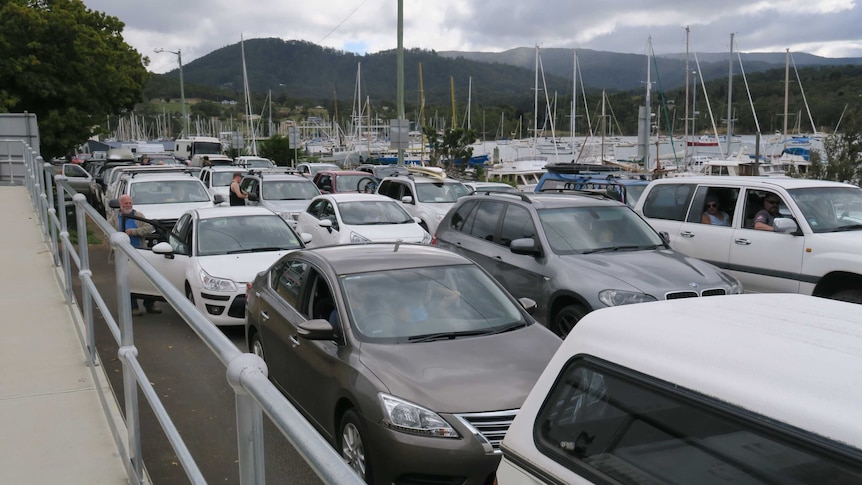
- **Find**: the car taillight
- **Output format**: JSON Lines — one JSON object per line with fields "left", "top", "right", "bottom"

{"left": 430, "top": 234, "right": 437, "bottom": 245}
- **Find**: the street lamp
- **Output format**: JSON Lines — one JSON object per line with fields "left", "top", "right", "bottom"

{"left": 154, "top": 48, "right": 188, "bottom": 136}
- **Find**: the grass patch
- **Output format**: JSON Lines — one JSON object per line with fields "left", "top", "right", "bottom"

{"left": 68, "top": 227, "right": 102, "bottom": 245}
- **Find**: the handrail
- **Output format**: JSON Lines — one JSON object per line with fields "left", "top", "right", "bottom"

{"left": 19, "top": 141, "right": 363, "bottom": 485}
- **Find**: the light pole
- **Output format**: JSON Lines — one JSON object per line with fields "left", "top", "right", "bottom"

{"left": 154, "top": 48, "right": 188, "bottom": 136}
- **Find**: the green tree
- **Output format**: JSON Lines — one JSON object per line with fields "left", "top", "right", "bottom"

{"left": 259, "top": 134, "right": 295, "bottom": 166}
{"left": 0, "top": 0, "right": 149, "bottom": 158}
{"left": 822, "top": 133, "right": 862, "bottom": 183}
{"left": 422, "top": 126, "right": 476, "bottom": 174}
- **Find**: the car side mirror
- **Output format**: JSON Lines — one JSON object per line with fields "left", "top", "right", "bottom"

{"left": 773, "top": 218, "right": 799, "bottom": 234}
{"left": 213, "top": 194, "right": 225, "bottom": 205}
{"left": 518, "top": 297, "right": 538, "bottom": 315}
{"left": 299, "top": 232, "right": 313, "bottom": 244}
{"left": 152, "top": 242, "right": 174, "bottom": 255}
{"left": 413, "top": 216, "right": 422, "bottom": 224}
{"left": 510, "top": 237, "right": 541, "bottom": 256}
{"left": 247, "top": 193, "right": 259, "bottom": 202}
{"left": 297, "top": 319, "right": 337, "bottom": 340}
{"left": 401, "top": 195, "right": 414, "bottom": 204}
{"left": 108, "top": 198, "right": 120, "bottom": 209}
{"left": 659, "top": 231, "right": 671, "bottom": 247}
{"left": 319, "top": 219, "right": 333, "bottom": 229}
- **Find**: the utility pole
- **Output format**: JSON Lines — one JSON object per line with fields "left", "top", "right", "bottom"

{"left": 154, "top": 48, "right": 188, "bottom": 136}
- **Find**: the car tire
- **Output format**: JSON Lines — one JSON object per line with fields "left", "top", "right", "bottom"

{"left": 250, "top": 332, "right": 265, "bottom": 361}
{"left": 832, "top": 289, "right": 862, "bottom": 304}
{"left": 339, "top": 409, "right": 372, "bottom": 483}
{"left": 553, "top": 304, "right": 588, "bottom": 338}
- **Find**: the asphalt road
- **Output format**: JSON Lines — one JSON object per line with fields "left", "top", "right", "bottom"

{"left": 71, "top": 231, "right": 324, "bottom": 485}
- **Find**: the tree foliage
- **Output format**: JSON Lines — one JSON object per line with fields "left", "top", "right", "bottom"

{"left": 423, "top": 126, "right": 476, "bottom": 175}
{"left": 259, "top": 134, "right": 295, "bottom": 166}
{"left": 821, "top": 133, "right": 862, "bottom": 183}
{"left": 0, "top": 0, "right": 149, "bottom": 158}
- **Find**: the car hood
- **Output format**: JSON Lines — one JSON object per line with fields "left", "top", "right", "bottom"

{"left": 135, "top": 201, "right": 214, "bottom": 221}
{"left": 196, "top": 251, "right": 295, "bottom": 284}
{"left": 417, "top": 203, "right": 455, "bottom": 217}
{"left": 350, "top": 223, "right": 428, "bottom": 243}
{"left": 359, "top": 324, "right": 560, "bottom": 413}
{"left": 561, "top": 249, "right": 730, "bottom": 293}
{"left": 264, "top": 200, "right": 309, "bottom": 213}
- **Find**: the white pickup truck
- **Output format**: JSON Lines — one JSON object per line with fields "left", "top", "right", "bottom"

{"left": 634, "top": 176, "right": 862, "bottom": 302}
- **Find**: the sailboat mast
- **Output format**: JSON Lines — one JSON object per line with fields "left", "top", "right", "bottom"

{"left": 241, "top": 35, "right": 257, "bottom": 156}
{"left": 726, "top": 33, "right": 734, "bottom": 157}
{"left": 572, "top": 49, "right": 577, "bottom": 159}
{"left": 783, "top": 49, "right": 790, "bottom": 138}
{"left": 645, "top": 36, "right": 652, "bottom": 172}
{"left": 534, "top": 45, "right": 540, "bottom": 146}
{"left": 684, "top": 26, "right": 690, "bottom": 163}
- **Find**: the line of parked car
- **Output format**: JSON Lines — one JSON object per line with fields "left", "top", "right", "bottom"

{"left": 69, "top": 153, "right": 862, "bottom": 484}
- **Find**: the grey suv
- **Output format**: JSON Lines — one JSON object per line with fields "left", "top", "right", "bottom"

{"left": 239, "top": 168, "right": 321, "bottom": 225}
{"left": 375, "top": 173, "right": 471, "bottom": 234}
{"left": 434, "top": 192, "right": 742, "bottom": 336}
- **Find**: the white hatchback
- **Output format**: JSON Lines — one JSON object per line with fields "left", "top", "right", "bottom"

{"left": 295, "top": 193, "right": 431, "bottom": 247}
{"left": 498, "top": 294, "right": 862, "bottom": 484}
{"left": 127, "top": 206, "right": 309, "bottom": 326}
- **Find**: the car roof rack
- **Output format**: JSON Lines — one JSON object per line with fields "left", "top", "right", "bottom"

{"left": 478, "top": 191, "right": 534, "bottom": 203}
{"left": 246, "top": 167, "right": 302, "bottom": 177}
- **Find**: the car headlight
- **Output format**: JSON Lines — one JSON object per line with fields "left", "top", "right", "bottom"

{"left": 199, "top": 269, "right": 237, "bottom": 292}
{"left": 724, "top": 274, "right": 743, "bottom": 294}
{"left": 350, "top": 232, "right": 371, "bottom": 244}
{"left": 598, "top": 289, "right": 657, "bottom": 307}
{"left": 277, "top": 211, "right": 293, "bottom": 221}
{"left": 379, "top": 393, "right": 459, "bottom": 438}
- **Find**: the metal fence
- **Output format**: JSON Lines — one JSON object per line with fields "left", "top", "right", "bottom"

{"left": 17, "top": 140, "right": 363, "bottom": 485}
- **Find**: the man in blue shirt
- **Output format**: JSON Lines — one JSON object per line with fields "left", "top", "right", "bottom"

{"left": 108, "top": 194, "right": 161, "bottom": 316}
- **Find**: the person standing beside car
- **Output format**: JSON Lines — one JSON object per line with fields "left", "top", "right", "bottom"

{"left": 229, "top": 172, "right": 248, "bottom": 206}
{"left": 107, "top": 194, "right": 161, "bottom": 316}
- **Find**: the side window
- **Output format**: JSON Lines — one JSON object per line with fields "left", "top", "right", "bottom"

{"left": 240, "top": 178, "right": 257, "bottom": 194}
{"left": 306, "top": 270, "right": 338, "bottom": 326}
{"left": 450, "top": 200, "right": 478, "bottom": 232}
{"left": 321, "top": 201, "right": 338, "bottom": 231}
{"left": 306, "top": 199, "right": 325, "bottom": 218}
{"left": 402, "top": 183, "right": 414, "bottom": 201}
{"left": 500, "top": 204, "right": 537, "bottom": 246}
{"left": 743, "top": 190, "right": 786, "bottom": 229}
{"left": 272, "top": 259, "right": 307, "bottom": 307}
{"left": 642, "top": 183, "right": 695, "bottom": 221}
{"left": 378, "top": 181, "right": 396, "bottom": 199}
{"left": 169, "top": 214, "right": 192, "bottom": 255}
{"left": 469, "top": 201, "right": 504, "bottom": 242}
{"left": 534, "top": 358, "right": 862, "bottom": 483}
{"left": 690, "top": 186, "right": 740, "bottom": 226}
{"left": 65, "top": 164, "right": 87, "bottom": 178}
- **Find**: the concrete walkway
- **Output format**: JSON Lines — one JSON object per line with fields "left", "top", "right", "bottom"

{"left": 0, "top": 186, "right": 130, "bottom": 484}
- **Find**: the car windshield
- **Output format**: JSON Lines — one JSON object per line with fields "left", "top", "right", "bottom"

{"left": 341, "top": 265, "right": 526, "bottom": 342}
{"left": 337, "top": 200, "right": 414, "bottom": 225}
{"left": 130, "top": 180, "right": 211, "bottom": 204}
{"left": 241, "top": 159, "right": 273, "bottom": 168}
{"left": 262, "top": 180, "right": 320, "bottom": 200}
{"left": 196, "top": 215, "right": 302, "bottom": 256}
{"left": 538, "top": 205, "right": 664, "bottom": 255}
{"left": 788, "top": 186, "right": 862, "bottom": 233}
{"left": 212, "top": 171, "right": 243, "bottom": 187}
{"left": 415, "top": 182, "right": 471, "bottom": 203}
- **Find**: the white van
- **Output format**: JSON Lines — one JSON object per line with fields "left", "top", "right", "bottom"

{"left": 498, "top": 294, "right": 862, "bottom": 484}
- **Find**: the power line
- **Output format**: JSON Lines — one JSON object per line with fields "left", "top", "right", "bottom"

{"left": 318, "top": 0, "right": 368, "bottom": 45}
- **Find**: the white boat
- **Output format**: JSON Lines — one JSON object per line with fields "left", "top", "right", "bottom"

{"left": 485, "top": 157, "right": 548, "bottom": 192}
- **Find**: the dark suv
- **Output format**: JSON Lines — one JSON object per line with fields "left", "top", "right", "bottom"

{"left": 434, "top": 192, "right": 742, "bottom": 336}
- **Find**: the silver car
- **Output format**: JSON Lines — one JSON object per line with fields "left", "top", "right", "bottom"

{"left": 434, "top": 192, "right": 743, "bottom": 337}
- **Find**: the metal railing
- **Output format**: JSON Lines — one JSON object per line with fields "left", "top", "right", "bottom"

{"left": 20, "top": 144, "right": 363, "bottom": 485}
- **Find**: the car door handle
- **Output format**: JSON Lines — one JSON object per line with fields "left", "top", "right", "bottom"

{"left": 289, "top": 335, "right": 300, "bottom": 346}
{"left": 680, "top": 231, "right": 695, "bottom": 238}
{"left": 734, "top": 238, "right": 752, "bottom": 245}
{"left": 260, "top": 310, "right": 269, "bottom": 321}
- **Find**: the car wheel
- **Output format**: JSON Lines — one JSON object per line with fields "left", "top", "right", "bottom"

{"left": 553, "top": 304, "right": 588, "bottom": 338}
{"left": 250, "top": 332, "right": 265, "bottom": 361}
{"left": 832, "top": 289, "right": 862, "bottom": 304}
{"left": 339, "top": 409, "right": 371, "bottom": 483}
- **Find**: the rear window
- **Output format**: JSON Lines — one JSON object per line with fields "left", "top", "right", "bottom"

{"left": 642, "top": 183, "right": 696, "bottom": 221}
{"left": 534, "top": 356, "right": 862, "bottom": 484}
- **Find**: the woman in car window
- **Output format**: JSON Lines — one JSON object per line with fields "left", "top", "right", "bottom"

{"left": 701, "top": 196, "right": 730, "bottom": 226}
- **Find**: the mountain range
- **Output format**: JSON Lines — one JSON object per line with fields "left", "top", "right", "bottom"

{"left": 155, "top": 38, "right": 862, "bottom": 107}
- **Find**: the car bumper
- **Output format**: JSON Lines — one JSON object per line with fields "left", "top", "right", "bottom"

{"left": 194, "top": 290, "right": 247, "bottom": 326}
{"left": 362, "top": 413, "right": 500, "bottom": 485}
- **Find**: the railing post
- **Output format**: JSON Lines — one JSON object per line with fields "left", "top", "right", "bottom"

{"left": 112, "top": 233, "right": 143, "bottom": 482}
{"left": 55, "top": 174, "right": 73, "bottom": 304}
{"left": 74, "top": 193, "right": 96, "bottom": 366}
{"left": 42, "top": 161, "right": 59, "bottom": 266}
{"left": 227, "top": 354, "right": 267, "bottom": 485}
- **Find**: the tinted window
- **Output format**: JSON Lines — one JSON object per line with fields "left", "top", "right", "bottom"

{"left": 500, "top": 204, "right": 536, "bottom": 246}
{"left": 642, "top": 183, "right": 696, "bottom": 221}
{"left": 469, "top": 201, "right": 504, "bottom": 242}
{"left": 170, "top": 213, "right": 192, "bottom": 255}
{"left": 272, "top": 259, "right": 307, "bottom": 307}
{"left": 535, "top": 357, "right": 862, "bottom": 484}
{"left": 377, "top": 180, "right": 401, "bottom": 199}
{"left": 450, "top": 200, "right": 478, "bottom": 232}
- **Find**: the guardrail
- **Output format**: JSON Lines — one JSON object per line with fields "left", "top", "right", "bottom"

{"left": 22, "top": 146, "right": 363, "bottom": 485}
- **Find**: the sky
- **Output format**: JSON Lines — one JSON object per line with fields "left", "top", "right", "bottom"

{"left": 81, "top": 0, "right": 862, "bottom": 74}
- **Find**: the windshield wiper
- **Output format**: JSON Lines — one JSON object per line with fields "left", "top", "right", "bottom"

{"left": 834, "top": 224, "right": 862, "bottom": 232}
{"left": 484, "top": 322, "right": 528, "bottom": 335}
{"left": 407, "top": 329, "right": 489, "bottom": 343}
{"left": 581, "top": 245, "right": 644, "bottom": 254}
